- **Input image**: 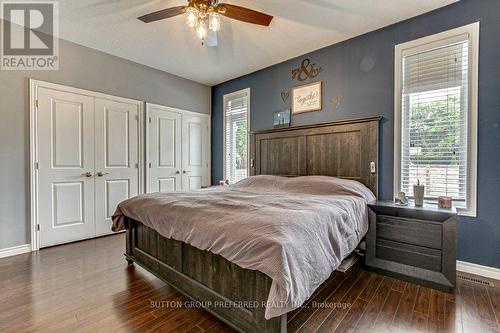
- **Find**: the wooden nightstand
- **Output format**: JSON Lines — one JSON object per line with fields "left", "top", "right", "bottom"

{"left": 365, "top": 201, "right": 457, "bottom": 291}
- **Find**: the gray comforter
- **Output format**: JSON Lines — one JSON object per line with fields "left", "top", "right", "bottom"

{"left": 112, "top": 175, "right": 375, "bottom": 319}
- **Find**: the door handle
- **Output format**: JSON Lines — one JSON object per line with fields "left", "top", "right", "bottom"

{"left": 175, "top": 170, "right": 180, "bottom": 174}
{"left": 182, "top": 170, "right": 191, "bottom": 174}
{"left": 97, "top": 172, "right": 110, "bottom": 177}
{"left": 82, "top": 172, "right": 93, "bottom": 178}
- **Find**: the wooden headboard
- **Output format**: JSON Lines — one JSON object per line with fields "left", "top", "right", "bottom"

{"left": 249, "top": 116, "right": 380, "bottom": 196}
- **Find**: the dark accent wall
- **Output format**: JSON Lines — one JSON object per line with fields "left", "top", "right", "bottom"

{"left": 211, "top": 0, "right": 500, "bottom": 268}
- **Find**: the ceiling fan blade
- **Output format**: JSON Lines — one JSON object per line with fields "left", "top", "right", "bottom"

{"left": 206, "top": 30, "right": 218, "bottom": 47}
{"left": 138, "top": 6, "right": 187, "bottom": 23}
{"left": 218, "top": 4, "right": 273, "bottom": 26}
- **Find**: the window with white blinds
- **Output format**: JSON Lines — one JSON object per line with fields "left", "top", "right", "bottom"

{"left": 395, "top": 23, "right": 479, "bottom": 216}
{"left": 223, "top": 89, "right": 249, "bottom": 184}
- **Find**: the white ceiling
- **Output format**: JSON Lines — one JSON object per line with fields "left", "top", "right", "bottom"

{"left": 59, "top": 0, "right": 457, "bottom": 86}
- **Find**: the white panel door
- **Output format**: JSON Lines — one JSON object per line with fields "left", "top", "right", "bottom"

{"left": 147, "top": 105, "right": 182, "bottom": 193}
{"left": 182, "top": 114, "right": 209, "bottom": 190}
{"left": 94, "top": 98, "right": 140, "bottom": 236}
{"left": 37, "top": 87, "right": 96, "bottom": 247}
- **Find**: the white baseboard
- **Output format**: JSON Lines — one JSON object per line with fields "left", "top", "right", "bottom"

{"left": 457, "top": 260, "right": 500, "bottom": 281}
{"left": 1, "top": 244, "right": 498, "bottom": 281}
{"left": 0, "top": 244, "right": 32, "bottom": 259}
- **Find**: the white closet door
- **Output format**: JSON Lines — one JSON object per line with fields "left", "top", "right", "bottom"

{"left": 182, "top": 114, "right": 209, "bottom": 191}
{"left": 94, "top": 98, "right": 140, "bottom": 236}
{"left": 147, "top": 105, "right": 182, "bottom": 193}
{"left": 37, "top": 87, "right": 96, "bottom": 247}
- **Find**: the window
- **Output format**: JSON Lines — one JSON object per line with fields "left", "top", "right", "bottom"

{"left": 223, "top": 88, "right": 250, "bottom": 184}
{"left": 394, "top": 23, "right": 479, "bottom": 216}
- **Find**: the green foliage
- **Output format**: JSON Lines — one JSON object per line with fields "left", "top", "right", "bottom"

{"left": 235, "top": 121, "right": 247, "bottom": 170}
{"left": 409, "top": 94, "right": 462, "bottom": 166}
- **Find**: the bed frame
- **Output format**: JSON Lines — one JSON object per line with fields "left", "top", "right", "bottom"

{"left": 125, "top": 116, "right": 380, "bottom": 332}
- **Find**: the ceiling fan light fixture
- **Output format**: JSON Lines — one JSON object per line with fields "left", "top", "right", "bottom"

{"left": 196, "top": 20, "right": 208, "bottom": 40}
{"left": 208, "top": 12, "right": 220, "bottom": 32}
{"left": 186, "top": 7, "right": 198, "bottom": 28}
{"left": 138, "top": 0, "right": 273, "bottom": 47}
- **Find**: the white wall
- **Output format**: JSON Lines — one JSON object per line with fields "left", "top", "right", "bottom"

{"left": 0, "top": 31, "right": 210, "bottom": 249}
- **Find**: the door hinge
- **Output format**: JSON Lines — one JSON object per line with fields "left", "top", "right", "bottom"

{"left": 149, "top": 117, "right": 152, "bottom": 124}
{"left": 135, "top": 163, "right": 139, "bottom": 169}
{"left": 35, "top": 162, "right": 39, "bottom": 170}
{"left": 135, "top": 114, "right": 138, "bottom": 121}
{"left": 36, "top": 224, "right": 40, "bottom": 231}
{"left": 149, "top": 163, "right": 152, "bottom": 168}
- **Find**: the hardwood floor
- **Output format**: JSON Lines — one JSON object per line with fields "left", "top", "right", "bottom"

{"left": 0, "top": 234, "right": 498, "bottom": 333}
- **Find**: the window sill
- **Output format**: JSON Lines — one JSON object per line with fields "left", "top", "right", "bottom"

{"left": 456, "top": 207, "right": 477, "bottom": 218}
{"left": 406, "top": 199, "right": 476, "bottom": 218}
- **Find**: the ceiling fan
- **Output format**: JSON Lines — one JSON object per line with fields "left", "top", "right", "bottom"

{"left": 138, "top": 0, "right": 273, "bottom": 46}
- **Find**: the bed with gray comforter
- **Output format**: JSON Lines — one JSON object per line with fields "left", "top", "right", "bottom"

{"left": 112, "top": 175, "right": 375, "bottom": 319}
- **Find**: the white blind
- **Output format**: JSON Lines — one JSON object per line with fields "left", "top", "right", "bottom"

{"left": 224, "top": 91, "right": 249, "bottom": 184}
{"left": 400, "top": 40, "right": 469, "bottom": 204}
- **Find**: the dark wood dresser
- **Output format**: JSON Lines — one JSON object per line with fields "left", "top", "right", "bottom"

{"left": 365, "top": 201, "right": 457, "bottom": 291}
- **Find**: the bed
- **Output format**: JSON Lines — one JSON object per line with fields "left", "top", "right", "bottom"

{"left": 113, "top": 116, "right": 380, "bottom": 333}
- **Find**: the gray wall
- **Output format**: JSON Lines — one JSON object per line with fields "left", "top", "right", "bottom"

{"left": 0, "top": 33, "right": 210, "bottom": 249}
{"left": 212, "top": 0, "right": 500, "bottom": 268}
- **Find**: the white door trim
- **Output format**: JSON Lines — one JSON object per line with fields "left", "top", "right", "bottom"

{"left": 29, "top": 79, "right": 144, "bottom": 251}
{"left": 145, "top": 103, "right": 211, "bottom": 193}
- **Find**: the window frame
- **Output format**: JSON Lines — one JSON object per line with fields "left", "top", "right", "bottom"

{"left": 222, "top": 88, "right": 251, "bottom": 184}
{"left": 394, "top": 22, "right": 479, "bottom": 217}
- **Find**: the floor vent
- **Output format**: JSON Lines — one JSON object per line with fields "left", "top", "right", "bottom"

{"left": 457, "top": 273, "right": 495, "bottom": 287}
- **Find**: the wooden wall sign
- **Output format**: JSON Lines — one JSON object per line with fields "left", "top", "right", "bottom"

{"left": 292, "top": 58, "right": 323, "bottom": 81}
{"left": 281, "top": 91, "right": 290, "bottom": 103}
{"left": 330, "top": 96, "right": 342, "bottom": 109}
{"left": 292, "top": 81, "right": 322, "bottom": 114}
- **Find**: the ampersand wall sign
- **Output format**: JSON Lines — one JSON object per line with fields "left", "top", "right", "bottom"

{"left": 292, "top": 58, "right": 323, "bottom": 82}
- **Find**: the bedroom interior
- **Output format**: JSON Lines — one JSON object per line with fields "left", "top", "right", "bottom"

{"left": 0, "top": 0, "right": 499, "bottom": 332}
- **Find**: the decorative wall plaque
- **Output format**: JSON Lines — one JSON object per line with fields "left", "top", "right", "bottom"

{"left": 292, "top": 58, "right": 323, "bottom": 81}
{"left": 273, "top": 109, "right": 291, "bottom": 128}
{"left": 281, "top": 91, "right": 290, "bottom": 103}
{"left": 330, "top": 96, "right": 342, "bottom": 109}
{"left": 292, "top": 81, "right": 322, "bottom": 114}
